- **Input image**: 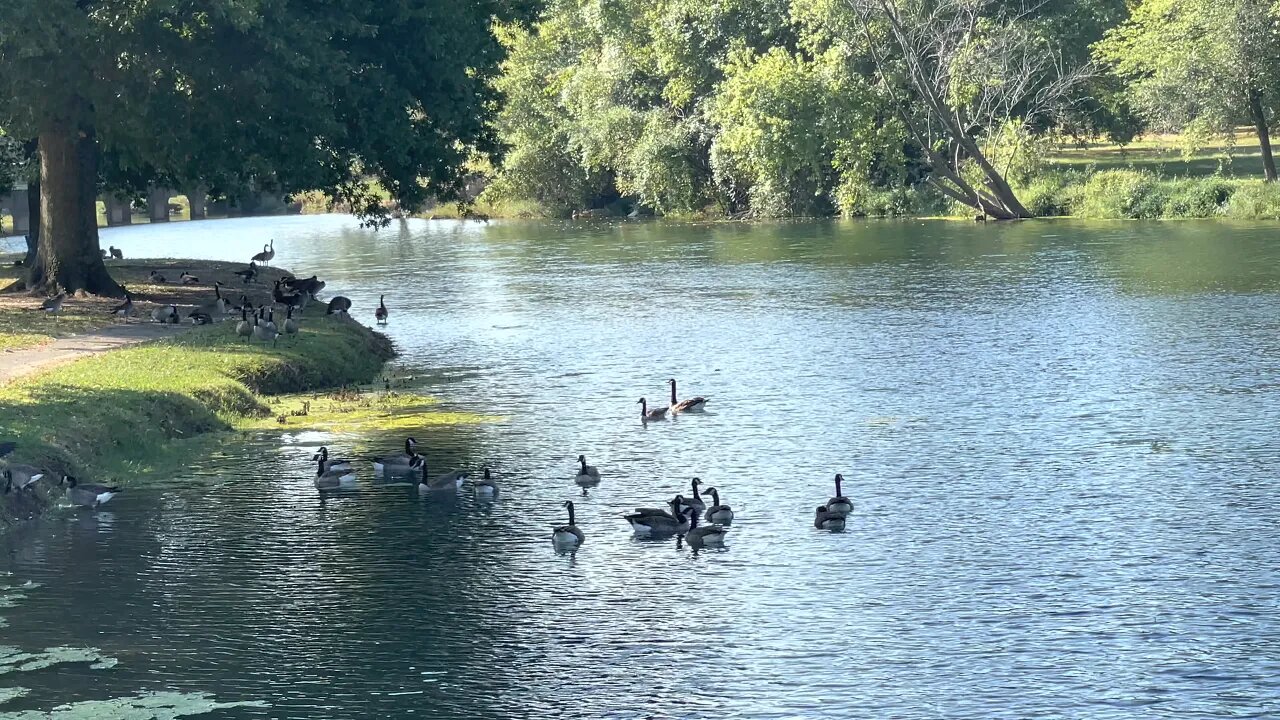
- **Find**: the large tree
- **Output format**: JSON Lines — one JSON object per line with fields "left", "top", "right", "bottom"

{"left": 1096, "top": 0, "right": 1280, "bottom": 181}
{"left": 0, "top": 0, "right": 524, "bottom": 294}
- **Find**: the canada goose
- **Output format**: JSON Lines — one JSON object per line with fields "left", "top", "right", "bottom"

{"left": 2, "top": 464, "right": 45, "bottom": 491}
{"left": 683, "top": 508, "right": 728, "bottom": 547}
{"left": 233, "top": 262, "right": 257, "bottom": 284}
{"left": 371, "top": 437, "right": 419, "bottom": 474}
{"left": 814, "top": 505, "right": 846, "bottom": 531}
{"left": 625, "top": 496, "right": 691, "bottom": 535}
{"left": 235, "top": 306, "right": 253, "bottom": 341}
{"left": 313, "top": 446, "right": 353, "bottom": 474}
{"left": 282, "top": 275, "right": 323, "bottom": 297}
{"left": 109, "top": 246, "right": 123, "bottom": 259}
{"left": 826, "top": 474, "right": 853, "bottom": 516}
{"left": 180, "top": 271, "right": 199, "bottom": 285}
{"left": 702, "top": 486, "right": 734, "bottom": 524}
{"left": 61, "top": 475, "right": 121, "bottom": 508}
{"left": 375, "top": 295, "right": 388, "bottom": 325}
{"left": 552, "top": 501, "right": 585, "bottom": 546}
{"left": 667, "top": 378, "right": 709, "bottom": 413}
{"left": 637, "top": 397, "right": 668, "bottom": 421}
{"left": 109, "top": 286, "right": 134, "bottom": 316}
{"left": 473, "top": 467, "right": 498, "bottom": 497}
{"left": 187, "top": 310, "right": 214, "bottom": 325}
{"left": 684, "top": 477, "right": 706, "bottom": 512}
{"left": 415, "top": 456, "right": 468, "bottom": 494}
{"left": 150, "top": 304, "right": 179, "bottom": 323}
{"left": 283, "top": 306, "right": 299, "bottom": 339}
{"left": 212, "top": 281, "right": 229, "bottom": 314}
{"left": 252, "top": 309, "right": 279, "bottom": 345}
{"left": 263, "top": 307, "right": 278, "bottom": 333}
{"left": 40, "top": 292, "right": 66, "bottom": 314}
{"left": 314, "top": 454, "right": 356, "bottom": 490}
{"left": 574, "top": 454, "right": 601, "bottom": 487}
{"left": 326, "top": 296, "right": 353, "bottom": 315}
{"left": 273, "top": 280, "right": 307, "bottom": 310}
{"left": 149, "top": 270, "right": 167, "bottom": 284}
{"left": 251, "top": 239, "right": 275, "bottom": 266}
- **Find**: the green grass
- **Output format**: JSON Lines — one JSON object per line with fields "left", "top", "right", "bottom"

{"left": 0, "top": 310, "right": 395, "bottom": 527}
{"left": 1047, "top": 130, "right": 1269, "bottom": 180}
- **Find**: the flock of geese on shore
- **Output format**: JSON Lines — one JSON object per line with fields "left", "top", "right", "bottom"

{"left": 309, "top": 378, "right": 856, "bottom": 550}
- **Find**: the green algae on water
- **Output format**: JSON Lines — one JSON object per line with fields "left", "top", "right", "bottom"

{"left": 0, "top": 691, "right": 269, "bottom": 719}
{"left": 0, "top": 647, "right": 119, "bottom": 675}
{"left": 0, "top": 688, "right": 27, "bottom": 706}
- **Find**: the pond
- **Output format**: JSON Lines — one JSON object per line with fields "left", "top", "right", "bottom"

{"left": 2, "top": 216, "right": 1280, "bottom": 718}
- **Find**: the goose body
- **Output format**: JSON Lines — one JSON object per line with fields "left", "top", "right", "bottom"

{"left": 814, "top": 505, "right": 846, "bottom": 531}
{"left": 667, "top": 378, "right": 709, "bottom": 413}
{"left": 109, "top": 287, "right": 135, "bottom": 316}
{"left": 637, "top": 397, "right": 668, "bottom": 421}
{"left": 61, "top": 476, "right": 121, "bottom": 507}
{"left": 375, "top": 295, "right": 388, "bottom": 325}
{"left": 109, "top": 246, "right": 123, "bottom": 259}
{"left": 40, "top": 293, "right": 66, "bottom": 314}
{"left": 473, "top": 467, "right": 499, "bottom": 497}
{"left": 314, "top": 455, "right": 356, "bottom": 490}
{"left": 213, "top": 282, "right": 230, "bottom": 314}
{"left": 283, "top": 306, "right": 299, "bottom": 338}
{"left": 625, "top": 497, "right": 690, "bottom": 535}
{"left": 826, "top": 474, "right": 853, "bottom": 516}
{"left": 684, "top": 509, "right": 728, "bottom": 547}
{"left": 251, "top": 310, "right": 280, "bottom": 345}
{"left": 684, "top": 477, "right": 706, "bottom": 512}
{"left": 552, "top": 501, "right": 585, "bottom": 546}
{"left": 149, "top": 270, "right": 167, "bottom": 284}
{"left": 180, "top": 271, "right": 199, "bottom": 285}
{"left": 703, "top": 487, "right": 734, "bottom": 524}
{"left": 251, "top": 239, "right": 275, "bottom": 265}
{"left": 326, "top": 296, "right": 353, "bottom": 315}
{"left": 187, "top": 311, "right": 214, "bottom": 325}
{"left": 233, "top": 263, "right": 258, "bottom": 284}
{"left": 151, "top": 305, "right": 179, "bottom": 324}
{"left": 2, "top": 465, "right": 45, "bottom": 491}
{"left": 415, "top": 457, "right": 468, "bottom": 494}
{"left": 313, "top": 447, "right": 353, "bottom": 474}
{"left": 371, "top": 437, "right": 419, "bottom": 474}
{"left": 574, "top": 454, "right": 601, "bottom": 487}
{"left": 235, "top": 306, "right": 253, "bottom": 341}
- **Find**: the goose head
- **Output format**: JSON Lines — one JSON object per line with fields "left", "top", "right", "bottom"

{"left": 405, "top": 437, "right": 418, "bottom": 454}
{"left": 704, "top": 486, "right": 720, "bottom": 505}
{"left": 690, "top": 477, "right": 702, "bottom": 497}
{"left": 312, "top": 447, "right": 329, "bottom": 462}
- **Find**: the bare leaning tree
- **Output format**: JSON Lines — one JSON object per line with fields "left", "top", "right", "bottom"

{"left": 839, "top": 0, "right": 1093, "bottom": 219}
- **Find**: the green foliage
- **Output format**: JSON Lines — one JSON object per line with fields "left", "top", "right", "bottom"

{"left": 1167, "top": 177, "right": 1234, "bottom": 217}
{"left": 1019, "top": 172, "right": 1080, "bottom": 217}
{"left": 1074, "top": 169, "right": 1169, "bottom": 219}
{"left": 1225, "top": 180, "right": 1280, "bottom": 219}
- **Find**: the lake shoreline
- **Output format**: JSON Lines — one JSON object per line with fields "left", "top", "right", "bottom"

{"left": 0, "top": 263, "right": 395, "bottom": 530}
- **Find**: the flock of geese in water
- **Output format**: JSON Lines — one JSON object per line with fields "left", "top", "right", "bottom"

{"left": 309, "top": 378, "right": 856, "bottom": 550}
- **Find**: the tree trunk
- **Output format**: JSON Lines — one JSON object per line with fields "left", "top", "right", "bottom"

{"left": 1249, "top": 88, "right": 1277, "bottom": 182}
{"left": 29, "top": 116, "right": 121, "bottom": 296}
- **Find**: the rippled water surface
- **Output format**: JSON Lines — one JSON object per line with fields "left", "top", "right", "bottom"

{"left": 4, "top": 217, "right": 1280, "bottom": 718}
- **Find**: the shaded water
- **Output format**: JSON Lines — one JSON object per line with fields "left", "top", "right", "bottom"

{"left": 4, "top": 217, "right": 1280, "bottom": 718}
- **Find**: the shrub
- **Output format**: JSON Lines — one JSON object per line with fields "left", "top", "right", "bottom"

{"left": 1074, "top": 169, "right": 1168, "bottom": 219}
{"left": 1166, "top": 177, "right": 1233, "bottom": 218}
{"left": 1020, "top": 173, "right": 1076, "bottom": 217}
{"left": 1225, "top": 181, "right": 1280, "bottom": 220}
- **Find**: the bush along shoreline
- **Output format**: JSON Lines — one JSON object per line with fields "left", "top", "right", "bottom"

{"left": 0, "top": 303, "right": 395, "bottom": 529}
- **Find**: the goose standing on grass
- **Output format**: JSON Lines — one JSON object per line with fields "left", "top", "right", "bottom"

{"left": 151, "top": 304, "right": 179, "bottom": 324}
{"left": 314, "top": 453, "right": 356, "bottom": 490}
{"left": 625, "top": 496, "right": 691, "bottom": 535}
{"left": 667, "top": 378, "right": 709, "bottom": 413}
{"left": 826, "top": 474, "right": 853, "bottom": 516}
{"left": 235, "top": 306, "right": 253, "bottom": 341}
{"left": 473, "top": 467, "right": 499, "bottom": 498}
{"left": 40, "top": 293, "right": 66, "bottom": 314}
{"left": 574, "top": 454, "right": 601, "bottom": 487}
{"left": 109, "top": 246, "right": 123, "bottom": 260}
{"left": 415, "top": 455, "right": 468, "bottom": 494}
{"left": 233, "top": 262, "right": 258, "bottom": 284}
{"left": 251, "top": 239, "right": 275, "bottom": 267}
{"left": 283, "top": 306, "right": 299, "bottom": 340}
{"left": 313, "top": 447, "right": 354, "bottom": 474}
{"left": 683, "top": 508, "right": 728, "bottom": 547}
{"left": 372, "top": 437, "right": 419, "bottom": 474}
{"left": 252, "top": 309, "right": 279, "bottom": 346}
{"left": 61, "top": 476, "right": 121, "bottom": 508}
{"left": 637, "top": 397, "right": 668, "bottom": 422}
{"left": 552, "top": 501, "right": 585, "bottom": 547}
{"left": 149, "top": 270, "right": 167, "bottom": 284}
{"left": 180, "top": 271, "right": 199, "bottom": 285}
{"left": 326, "top": 296, "right": 353, "bottom": 315}
{"left": 187, "top": 310, "right": 213, "bottom": 325}
{"left": 814, "top": 505, "right": 846, "bottom": 531}
{"left": 212, "top": 281, "right": 230, "bottom": 314}
{"left": 109, "top": 286, "right": 134, "bottom": 316}
{"left": 703, "top": 486, "right": 734, "bottom": 524}
{"left": 375, "top": 295, "right": 388, "bottom": 325}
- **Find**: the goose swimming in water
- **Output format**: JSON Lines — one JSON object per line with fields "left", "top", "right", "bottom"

{"left": 625, "top": 496, "right": 690, "bottom": 535}
{"left": 683, "top": 508, "right": 728, "bottom": 547}
{"left": 826, "top": 474, "right": 853, "bottom": 516}
{"left": 552, "top": 501, "right": 585, "bottom": 547}
{"left": 61, "top": 476, "right": 121, "bottom": 508}
{"left": 314, "top": 453, "right": 356, "bottom": 490}
{"left": 702, "top": 486, "right": 734, "bottom": 524}
{"left": 371, "top": 437, "right": 419, "bottom": 474}
{"left": 683, "top": 477, "right": 707, "bottom": 512}
{"left": 415, "top": 456, "right": 468, "bottom": 494}
{"left": 637, "top": 397, "right": 668, "bottom": 421}
{"left": 473, "top": 467, "right": 499, "bottom": 497}
{"left": 814, "top": 505, "right": 846, "bottom": 531}
{"left": 667, "top": 378, "right": 708, "bottom": 413}
{"left": 313, "top": 446, "right": 353, "bottom": 474}
{"left": 574, "top": 454, "right": 601, "bottom": 487}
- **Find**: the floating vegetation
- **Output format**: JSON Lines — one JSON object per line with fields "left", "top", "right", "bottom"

{"left": 240, "top": 391, "right": 503, "bottom": 431}
{"left": 0, "top": 647, "right": 118, "bottom": 675}
{"left": 0, "top": 691, "right": 269, "bottom": 719}
{"left": 0, "top": 688, "right": 27, "bottom": 706}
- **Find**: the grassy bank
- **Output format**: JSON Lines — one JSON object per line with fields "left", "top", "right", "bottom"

{"left": 0, "top": 306, "right": 394, "bottom": 528}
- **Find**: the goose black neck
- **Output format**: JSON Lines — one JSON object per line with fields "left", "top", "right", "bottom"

{"left": 835, "top": 474, "right": 842, "bottom": 496}
{"left": 579, "top": 456, "right": 587, "bottom": 472}
{"left": 670, "top": 379, "right": 678, "bottom": 404}
{"left": 566, "top": 502, "right": 576, "bottom": 525}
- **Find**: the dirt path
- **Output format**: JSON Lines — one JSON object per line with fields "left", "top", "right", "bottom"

{"left": 0, "top": 323, "right": 190, "bottom": 384}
